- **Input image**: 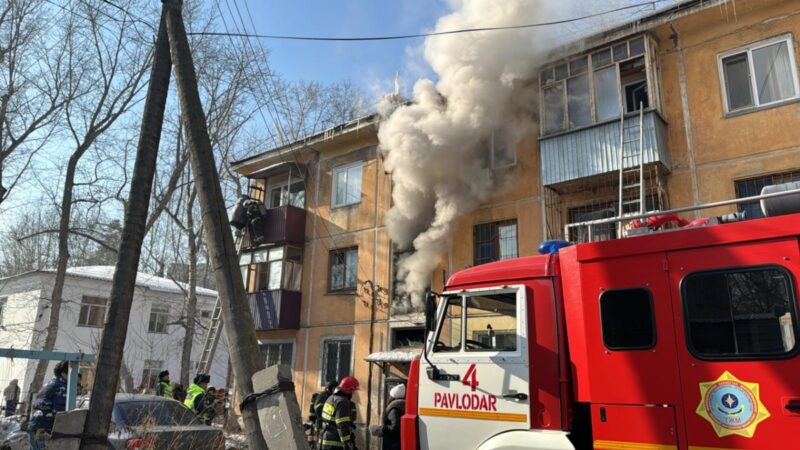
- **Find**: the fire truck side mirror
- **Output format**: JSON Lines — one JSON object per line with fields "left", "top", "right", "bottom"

{"left": 424, "top": 291, "right": 437, "bottom": 332}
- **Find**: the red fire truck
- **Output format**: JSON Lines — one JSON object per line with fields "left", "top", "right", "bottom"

{"left": 401, "top": 185, "right": 800, "bottom": 450}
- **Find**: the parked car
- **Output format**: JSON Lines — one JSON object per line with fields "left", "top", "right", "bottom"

{"left": 109, "top": 394, "right": 223, "bottom": 450}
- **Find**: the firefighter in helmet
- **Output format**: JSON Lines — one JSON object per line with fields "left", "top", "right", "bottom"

{"left": 309, "top": 380, "right": 338, "bottom": 448}
{"left": 320, "top": 376, "right": 359, "bottom": 450}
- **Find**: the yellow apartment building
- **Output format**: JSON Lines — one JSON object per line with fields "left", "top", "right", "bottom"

{"left": 231, "top": 0, "right": 800, "bottom": 446}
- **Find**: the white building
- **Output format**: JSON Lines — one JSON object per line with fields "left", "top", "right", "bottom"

{"left": 0, "top": 266, "right": 229, "bottom": 398}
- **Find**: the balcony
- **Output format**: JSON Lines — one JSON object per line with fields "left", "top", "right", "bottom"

{"left": 247, "top": 290, "right": 301, "bottom": 330}
{"left": 243, "top": 205, "right": 306, "bottom": 248}
{"left": 540, "top": 110, "right": 670, "bottom": 187}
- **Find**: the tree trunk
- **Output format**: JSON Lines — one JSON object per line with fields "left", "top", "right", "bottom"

{"left": 180, "top": 188, "right": 198, "bottom": 387}
{"left": 164, "top": 2, "right": 267, "bottom": 448}
{"left": 80, "top": 9, "right": 172, "bottom": 450}
{"left": 29, "top": 148, "right": 84, "bottom": 399}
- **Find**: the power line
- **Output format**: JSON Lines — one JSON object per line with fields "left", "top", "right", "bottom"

{"left": 188, "top": 2, "right": 657, "bottom": 42}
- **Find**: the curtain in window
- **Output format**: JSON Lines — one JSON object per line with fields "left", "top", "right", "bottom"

{"left": 753, "top": 41, "right": 796, "bottom": 104}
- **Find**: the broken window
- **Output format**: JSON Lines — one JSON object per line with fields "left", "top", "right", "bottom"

{"left": 719, "top": 35, "right": 799, "bottom": 113}
{"left": 490, "top": 131, "right": 516, "bottom": 168}
{"left": 540, "top": 35, "right": 655, "bottom": 135}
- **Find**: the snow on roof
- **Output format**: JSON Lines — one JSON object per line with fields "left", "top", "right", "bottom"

{"left": 42, "top": 266, "right": 218, "bottom": 298}
{"left": 365, "top": 350, "right": 420, "bottom": 363}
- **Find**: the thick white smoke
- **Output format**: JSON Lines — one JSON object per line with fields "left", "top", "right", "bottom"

{"left": 379, "top": 1, "right": 663, "bottom": 312}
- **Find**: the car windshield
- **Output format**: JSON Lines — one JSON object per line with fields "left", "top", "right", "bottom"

{"left": 117, "top": 400, "right": 198, "bottom": 427}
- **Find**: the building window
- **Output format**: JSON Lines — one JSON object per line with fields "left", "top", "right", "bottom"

{"left": 241, "top": 245, "right": 303, "bottom": 293}
{"left": 735, "top": 170, "right": 800, "bottom": 219}
{"left": 268, "top": 180, "right": 305, "bottom": 209}
{"left": 147, "top": 304, "right": 170, "bottom": 334}
{"left": 568, "top": 195, "right": 661, "bottom": 243}
{"left": 78, "top": 296, "right": 107, "bottom": 328}
{"left": 391, "top": 328, "right": 425, "bottom": 349}
{"left": 490, "top": 131, "right": 516, "bottom": 169}
{"left": 260, "top": 341, "right": 294, "bottom": 369}
{"left": 332, "top": 162, "right": 362, "bottom": 208}
{"left": 683, "top": 266, "right": 798, "bottom": 359}
{"left": 0, "top": 297, "right": 6, "bottom": 324}
{"left": 321, "top": 337, "right": 353, "bottom": 386}
{"left": 541, "top": 36, "right": 649, "bottom": 135}
{"left": 719, "top": 35, "right": 799, "bottom": 114}
{"left": 600, "top": 288, "right": 656, "bottom": 350}
{"left": 200, "top": 310, "right": 212, "bottom": 320}
{"left": 329, "top": 247, "right": 358, "bottom": 292}
{"left": 141, "top": 360, "right": 162, "bottom": 390}
{"left": 473, "top": 220, "right": 518, "bottom": 266}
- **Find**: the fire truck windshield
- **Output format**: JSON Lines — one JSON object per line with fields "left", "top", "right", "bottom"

{"left": 432, "top": 290, "right": 519, "bottom": 353}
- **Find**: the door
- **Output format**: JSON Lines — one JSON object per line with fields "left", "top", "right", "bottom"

{"left": 417, "top": 286, "right": 530, "bottom": 450}
{"left": 668, "top": 239, "right": 800, "bottom": 449}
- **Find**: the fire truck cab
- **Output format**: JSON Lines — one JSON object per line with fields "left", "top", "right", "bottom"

{"left": 403, "top": 202, "right": 800, "bottom": 449}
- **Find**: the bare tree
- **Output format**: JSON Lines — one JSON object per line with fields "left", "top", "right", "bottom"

{"left": 29, "top": 0, "right": 151, "bottom": 397}
{"left": 0, "top": 0, "right": 72, "bottom": 206}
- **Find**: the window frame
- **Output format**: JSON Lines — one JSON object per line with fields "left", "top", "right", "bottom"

{"left": 147, "top": 304, "right": 170, "bottom": 334}
{"left": 599, "top": 287, "right": 657, "bottom": 351}
{"left": 539, "top": 34, "right": 653, "bottom": 136}
{"left": 734, "top": 170, "right": 800, "bottom": 219}
{"left": 0, "top": 296, "right": 7, "bottom": 325}
{"left": 717, "top": 34, "right": 800, "bottom": 115}
{"left": 141, "top": 359, "right": 162, "bottom": 390}
{"left": 267, "top": 179, "right": 305, "bottom": 209}
{"left": 319, "top": 335, "right": 354, "bottom": 387}
{"left": 680, "top": 264, "right": 800, "bottom": 361}
{"left": 259, "top": 339, "right": 296, "bottom": 370}
{"left": 473, "top": 219, "right": 519, "bottom": 266}
{"left": 430, "top": 286, "right": 526, "bottom": 361}
{"left": 77, "top": 295, "right": 108, "bottom": 328}
{"left": 331, "top": 162, "right": 363, "bottom": 208}
{"left": 490, "top": 130, "right": 516, "bottom": 169}
{"left": 328, "top": 247, "right": 359, "bottom": 293}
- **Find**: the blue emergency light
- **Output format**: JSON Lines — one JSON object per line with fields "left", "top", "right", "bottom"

{"left": 538, "top": 240, "right": 571, "bottom": 255}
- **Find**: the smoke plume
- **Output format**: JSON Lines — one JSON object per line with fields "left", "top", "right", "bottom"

{"left": 379, "top": 0, "right": 655, "bottom": 311}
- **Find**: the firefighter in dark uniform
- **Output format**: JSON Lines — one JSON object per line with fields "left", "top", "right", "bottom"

{"left": 309, "top": 380, "right": 338, "bottom": 448}
{"left": 320, "top": 376, "right": 359, "bottom": 450}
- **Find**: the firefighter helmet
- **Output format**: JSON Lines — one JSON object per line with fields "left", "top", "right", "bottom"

{"left": 338, "top": 376, "right": 360, "bottom": 394}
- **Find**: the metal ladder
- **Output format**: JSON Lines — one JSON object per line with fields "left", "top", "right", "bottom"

{"left": 617, "top": 104, "right": 646, "bottom": 235}
{"left": 196, "top": 231, "right": 244, "bottom": 375}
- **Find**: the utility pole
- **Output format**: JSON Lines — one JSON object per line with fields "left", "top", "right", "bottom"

{"left": 163, "top": 1, "right": 268, "bottom": 449}
{"left": 80, "top": 7, "right": 172, "bottom": 450}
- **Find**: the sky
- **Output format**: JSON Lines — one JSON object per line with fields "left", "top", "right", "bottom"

{"left": 220, "top": 0, "right": 451, "bottom": 100}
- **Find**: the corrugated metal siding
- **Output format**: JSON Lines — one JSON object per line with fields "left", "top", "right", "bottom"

{"left": 243, "top": 205, "right": 306, "bottom": 248}
{"left": 540, "top": 110, "right": 670, "bottom": 186}
{"left": 248, "top": 290, "right": 301, "bottom": 330}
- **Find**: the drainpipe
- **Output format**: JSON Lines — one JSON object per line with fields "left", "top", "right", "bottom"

{"left": 366, "top": 147, "right": 381, "bottom": 449}
{"left": 671, "top": 23, "right": 701, "bottom": 215}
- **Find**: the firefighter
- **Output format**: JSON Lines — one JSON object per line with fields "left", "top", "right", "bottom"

{"left": 184, "top": 374, "right": 210, "bottom": 414}
{"left": 320, "top": 376, "right": 359, "bottom": 450}
{"left": 155, "top": 370, "right": 173, "bottom": 399}
{"left": 310, "top": 381, "right": 338, "bottom": 448}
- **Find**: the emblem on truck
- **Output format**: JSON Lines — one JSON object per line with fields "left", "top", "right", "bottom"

{"left": 696, "top": 371, "right": 770, "bottom": 438}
